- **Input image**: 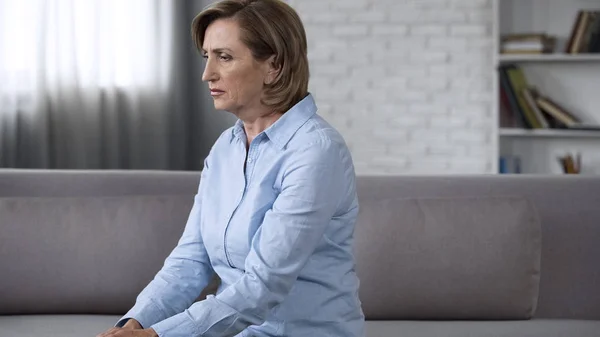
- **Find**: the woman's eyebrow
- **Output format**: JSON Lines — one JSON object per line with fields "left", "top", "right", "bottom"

{"left": 202, "top": 47, "right": 233, "bottom": 54}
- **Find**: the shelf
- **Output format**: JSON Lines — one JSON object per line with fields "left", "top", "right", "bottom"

{"left": 499, "top": 128, "right": 600, "bottom": 138}
{"left": 498, "top": 54, "right": 600, "bottom": 64}
{"left": 494, "top": 0, "right": 600, "bottom": 175}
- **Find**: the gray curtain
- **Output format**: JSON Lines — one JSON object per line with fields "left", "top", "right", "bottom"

{"left": 0, "top": 0, "right": 235, "bottom": 171}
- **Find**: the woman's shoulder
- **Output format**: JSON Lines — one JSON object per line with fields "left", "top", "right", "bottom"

{"left": 287, "top": 113, "right": 349, "bottom": 154}
{"left": 279, "top": 114, "right": 356, "bottom": 180}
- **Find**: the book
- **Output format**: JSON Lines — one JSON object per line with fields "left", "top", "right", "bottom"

{"left": 501, "top": 33, "right": 556, "bottom": 54}
{"left": 504, "top": 65, "right": 544, "bottom": 129}
{"left": 566, "top": 10, "right": 600, "bottom": 53}
{"left": 565, "top": 11, "right": 585, "bottom": 53}
{"left": 571, "top": 11, "right": 592, "bottom": 53}
{"left": 499, "top": 155, "right": 522, "bottom": 174}
{"left": 587, "top": 13, "right": 600, "bottom": 52}
{"left": 558, "top": 153, "right": 581, "bottom": 174}
{"left": 498, "top": 66, "right": 528, "bottom": 128}
{"left": 522, "top": 87, "right": 549, "bottom": 128}
{"left": 566, "top": 123, "right": 600, "bottom": 131}
{"left": 535, "top": 96, "right": 580, "bottom": 127}
{"left": 580, "top": 12, "right": 600, "bottom": 52}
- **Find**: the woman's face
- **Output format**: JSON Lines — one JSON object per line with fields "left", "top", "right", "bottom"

{"left": 201, "top": 19, "right": 275, "bottom": 117}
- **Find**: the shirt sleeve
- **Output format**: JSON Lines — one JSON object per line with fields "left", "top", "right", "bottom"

{"left": 150, "top": 140, "right": 347, "bottom": 337}
{"left": 115, "top": 162, "right": 215, "bottom": 330}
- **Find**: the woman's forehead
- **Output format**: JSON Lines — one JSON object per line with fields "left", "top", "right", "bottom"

{"left": 203, "top": 19, "right": 241, "bottom": 47}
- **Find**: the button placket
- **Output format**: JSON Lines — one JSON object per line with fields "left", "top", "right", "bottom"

{"left": 245, "top": 135, "right": 262, "bottom": 183}
{"left": 223, "top": 138, "right": 248, "bottom": 268}
{"left": 223, "top": 135, "right": 263, "bottom": 268}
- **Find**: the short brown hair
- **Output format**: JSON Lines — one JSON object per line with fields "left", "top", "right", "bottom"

{"left": 191, "top": 0, "right": 309, "bottom": 114}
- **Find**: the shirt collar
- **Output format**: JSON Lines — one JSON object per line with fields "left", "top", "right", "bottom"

{"left": 232, "top": 119, "right": 245, "bottom": 141}
{"left": 230, "top": 93, "right": 317, "bottom": 150}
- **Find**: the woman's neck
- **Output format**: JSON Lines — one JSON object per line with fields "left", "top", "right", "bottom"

{"left": 242, "top": 111, "right": 283, "bottom": 146}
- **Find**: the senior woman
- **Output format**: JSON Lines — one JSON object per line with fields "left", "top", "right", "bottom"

{"left": 98, "top": 0, "right": 364, "bottom": 336}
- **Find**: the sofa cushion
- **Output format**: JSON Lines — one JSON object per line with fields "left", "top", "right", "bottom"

{"left": 365, "top": 319, "right": 600, "bottom": 337}
{"left": 0, "top": 315, "right": 122, "bottom": 337}
{"left": 3, "top": 316, "right": 598, "bottom": 337}
{"left": 354, "top": 196, "right": 541, "bottom": 320}
{"left": 0, "top": 195, "right": 193, "bottom": 315}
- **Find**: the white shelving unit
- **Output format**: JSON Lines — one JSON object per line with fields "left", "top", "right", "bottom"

{"left": 498, "top": 54, "right": 600, "bottom": 63}
{"left": 500, "top": 128, "right": 600, "bottom": 138}
{"left": 493, "top": 0, "right": 600, "bottom": 175}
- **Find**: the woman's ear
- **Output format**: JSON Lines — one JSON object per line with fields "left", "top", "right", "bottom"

{"left": 264, "top": 55, "right": 281, "bottom": 85}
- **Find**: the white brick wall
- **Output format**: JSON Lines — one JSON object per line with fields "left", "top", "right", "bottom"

{"left": 287, "top": 0, "right": 494, "bottom": 174}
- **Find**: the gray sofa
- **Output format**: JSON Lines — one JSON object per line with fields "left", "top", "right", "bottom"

{"left": 1, "top": 169, "right": 599, "bottom": 337}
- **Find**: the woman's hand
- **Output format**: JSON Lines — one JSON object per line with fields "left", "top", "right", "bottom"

{"left": 96, "top": 327, "right": 158, "bottom": 337}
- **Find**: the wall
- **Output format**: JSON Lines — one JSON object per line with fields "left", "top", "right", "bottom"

{"left": 288, "top": 0, "right": 495, "bottom": 174}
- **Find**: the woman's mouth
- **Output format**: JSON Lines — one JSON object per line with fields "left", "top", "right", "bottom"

{"left": 210, "top": 89, "right": 225, "bottom": 96}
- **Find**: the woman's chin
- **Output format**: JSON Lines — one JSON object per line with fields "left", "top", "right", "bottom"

{"left": 212, "top": 101, "right": 228, "bottom": 111}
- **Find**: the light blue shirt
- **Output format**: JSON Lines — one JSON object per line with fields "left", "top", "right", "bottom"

{"left": 116, "top": 94, "right": 365, "bottom": 336}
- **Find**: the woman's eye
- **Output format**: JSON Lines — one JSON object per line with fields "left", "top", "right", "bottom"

{"left": 219, "top": 55, "right": 231, "bottom": 61}
{"left": 201, "top": 54, "right": 208, "bottom": 59}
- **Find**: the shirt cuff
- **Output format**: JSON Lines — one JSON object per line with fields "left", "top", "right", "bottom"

{"left": 115, "top": 318, "right": 132, "bottom": 328}
{"left": 115, "top": 299, "right": 166, "bottom": 330}
{"left": 151, "top": 311, "right": 198, "bottom": 337}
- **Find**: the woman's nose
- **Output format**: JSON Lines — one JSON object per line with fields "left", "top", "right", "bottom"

{"left": 202, "top": 58, "right": 218, "bottom": 82}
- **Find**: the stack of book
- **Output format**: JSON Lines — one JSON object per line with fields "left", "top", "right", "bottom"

{"left": 501, "top": 33, "right": 556, "bottom": 54}
{"left": 499, "top": 155, "right": 522, "bottom": 174}
{"left": 498, "top": 64, "right": 600, "bottom": 131}
{"left": 565, "top": 10, "right": 600, "bottom": 54}
{"left": 558, "top": 153, "right": 582, "bottom": 174}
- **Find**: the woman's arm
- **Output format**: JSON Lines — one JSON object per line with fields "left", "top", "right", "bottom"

{"left": 148, "top": 139, "right": 348, "bottom": 337}
{"left": 115, "top": 163, "right": 215, "bottom": 329}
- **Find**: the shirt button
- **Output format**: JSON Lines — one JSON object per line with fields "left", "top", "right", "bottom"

{"left": 247, "top": 158, "right": 253, "bottom": 163}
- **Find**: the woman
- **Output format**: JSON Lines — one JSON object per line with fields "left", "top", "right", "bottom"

{"left": 98, "top": 0, "right": 364, "bottom": 336}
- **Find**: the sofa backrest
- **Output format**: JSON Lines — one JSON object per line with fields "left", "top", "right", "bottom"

{"left": 355, "top": 175, "right": 600, "bottom": 320}
{"left": 354, "top": 194, "right": 542, "bottom": 320}
{"left": 0, "top": 169, "right": 199, "bottom": 198}
{"left": 1, "top": 170, "right": 599, "bottom": 320}
{"left": 0, "top": 170, "right": 199, "bottom": 315}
